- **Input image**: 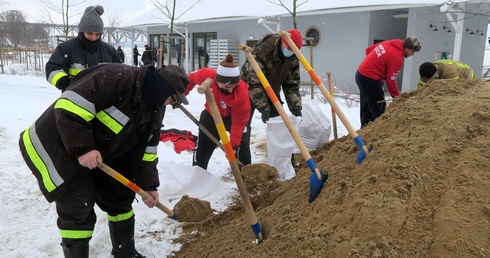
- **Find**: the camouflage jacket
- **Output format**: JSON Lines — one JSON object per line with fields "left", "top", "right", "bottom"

{"left": 241, "top": 34, "right": 302, "bottom": 114}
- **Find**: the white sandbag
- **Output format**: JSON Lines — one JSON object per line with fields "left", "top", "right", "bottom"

{"left": 266, "top": 116, "right": 296, "bottom": 181}
{"left": 293, "top": 97, "right": 331, "bottom": 153}
{"left": 159, "top": 165, "right": 220, "bottom": 199}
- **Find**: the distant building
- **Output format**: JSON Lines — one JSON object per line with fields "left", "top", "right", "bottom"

{"left": 123, "top": 1, "right": 489, "bottom": 94}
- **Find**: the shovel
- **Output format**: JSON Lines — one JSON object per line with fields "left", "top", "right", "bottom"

{"left": 197, "top": 78, "right": 271, "bottom": 244}
{"left": 96, "top": 157, "right": 178, "bottom": 220}
{"left": 177, "top": 104, "right": 245, "bottom": 168}
{"left": 238, "top": 43, "right": 327, "bottom": 203}
{"left": 279, "top": 30, "right": 371, "bottom": 164}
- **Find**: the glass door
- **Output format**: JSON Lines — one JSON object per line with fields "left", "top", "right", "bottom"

{"left": 192, "top": 32, "right": 216, "bottom": 71}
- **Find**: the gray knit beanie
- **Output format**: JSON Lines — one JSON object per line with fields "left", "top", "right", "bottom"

{"left": 78, "top": 5, "right": 104, "bottom": 33}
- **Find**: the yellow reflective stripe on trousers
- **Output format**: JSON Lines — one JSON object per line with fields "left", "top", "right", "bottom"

{"left": 107, "top": 210, "right": 134, "bottom": 222}
{"left": 60, "top": 229, "right": 93, "bottom": 239}
{"left": 22, "top": 125, "right": 62, "bottom": 192}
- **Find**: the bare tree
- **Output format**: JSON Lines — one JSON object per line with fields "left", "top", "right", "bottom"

{"left": 39, "top": 0, "right": 87, "bottom": 37}
{"left": 0, "top": 10, "right": 27, "bottom": 47}
{"left": 148, "top": 0, "right": 200, "bottom": 65}
{"left": 106, "top": 11, "right": 121, "bottom": 45}
{"left": 26, "top": 23, "right": 50, "bottom": 48}
{"left": 266, "top": 0, "right": 308, "bottom": 29}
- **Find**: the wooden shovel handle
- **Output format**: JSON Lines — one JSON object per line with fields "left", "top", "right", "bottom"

{"left": 198, "top": 78, "right": 263, "bottom": 241}
{"left": 279, "top": 30, "right": 369, "bottom": 155}
{"left": 327, "top": 72, "right": 338, "bottom": 142}
{"left": 96, "top": 157, "right": 175, "bottom": 217}
{"left": 239, "top": 43, "right": 322, "bottom": 180}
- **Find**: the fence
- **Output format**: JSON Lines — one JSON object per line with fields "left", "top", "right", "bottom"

{"left": 0, "top": 46, "right": 54, "bottom": 76}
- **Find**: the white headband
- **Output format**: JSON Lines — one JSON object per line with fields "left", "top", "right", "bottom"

{"left": 217, "top": 65, "right": 240, "bottom": 77}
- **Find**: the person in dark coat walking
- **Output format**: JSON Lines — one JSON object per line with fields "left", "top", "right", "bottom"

{"left": 19, "top": 63, "right": 189, "bottom": 258}
{"left": 116, "top": 45, "right": 125, "bottom": 63}
{"left": 45, "top": 5, "right": 119, "bottom": 92}
{"left": 141, "top": 45, "right": 153, "bottom": 66}
{"left": 133, "top": 45, "right": 141, "bottom": 66}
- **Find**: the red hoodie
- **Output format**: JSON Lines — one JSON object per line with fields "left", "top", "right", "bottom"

{"left": 186, "top": 68, "right": 250, "bottom": 147}
{"left": 358, "top": 39, "right": 404, "bottom": 98}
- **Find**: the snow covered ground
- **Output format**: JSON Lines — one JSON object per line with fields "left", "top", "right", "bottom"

{"left": 0, "top": 72, "right": 359, "bottom": 257}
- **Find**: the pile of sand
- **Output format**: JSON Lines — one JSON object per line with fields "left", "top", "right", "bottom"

{"left": 171, "top": 79, "right": 490, "bottom": 257}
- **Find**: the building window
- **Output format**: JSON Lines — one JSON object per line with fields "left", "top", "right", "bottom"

{"left": 193, "top": 32, "right": 217, "bottom": 70}
{"left": 305, "top": 27, "right": 320, "bottom": 47}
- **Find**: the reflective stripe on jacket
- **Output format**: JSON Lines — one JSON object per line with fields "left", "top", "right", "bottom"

{"left": 45, "top": 34, "right": 119, "bottom": 90}
{"left": 20, "top": 64, "right": 163, "bottom": 202}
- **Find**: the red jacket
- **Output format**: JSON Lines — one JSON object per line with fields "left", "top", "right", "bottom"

{"left": 358, "top": 39, "right": 404, "bottom": 98}
{"left": 186, "top": 68, "right": 250, "bottom": 147}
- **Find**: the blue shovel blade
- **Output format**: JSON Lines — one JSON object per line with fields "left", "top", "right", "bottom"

{"left": 356, "top": 148, "right": 372, "bottom": 164}
{"left": 169, "top": 212, "right": 178, "bottom": 221}
{"left": 308, "top": 170, "right": 327, "bottom": 203}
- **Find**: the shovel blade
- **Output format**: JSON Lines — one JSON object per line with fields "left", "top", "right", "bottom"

{"left": 169, "top": 212, "right": 178, "bottom": 221}
{"left": 356, "top": 148, "right": 372, "bottom": 164}
{"left": 308, "top": 169, "right": 327, "bottom": 203}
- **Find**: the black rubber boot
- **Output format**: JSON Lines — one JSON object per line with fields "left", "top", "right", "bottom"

{"left": 61, "top": 238, "right": 90, "bottom": 258}
{"left": 109, "top": 217, "right": 145, "bottom": 258}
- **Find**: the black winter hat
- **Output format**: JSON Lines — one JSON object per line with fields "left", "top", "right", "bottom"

{"left": 419, "top": 62, "right": 437, "bottom": 78}
{"left": 158, "top": 65, "right": 190, "bottom": 105}
{"left": 79, "top": 5, "right": 104, "bottom": 33}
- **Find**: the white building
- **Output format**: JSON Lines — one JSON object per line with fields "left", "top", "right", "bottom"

{"left": 123, "top": 0, "right": 489, "bottom": 95}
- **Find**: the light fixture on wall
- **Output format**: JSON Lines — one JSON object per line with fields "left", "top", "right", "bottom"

{"left": 476, "top": 30, "right": 485, "bottom": 38}
{"left": 429, "top": 24, "right": 438, "bottom": 31}
{"left": 442, "top": 25, "right": 452, "bottom": 33}
{"left": 466, "top": 28, "right": 475, "bottom": 35}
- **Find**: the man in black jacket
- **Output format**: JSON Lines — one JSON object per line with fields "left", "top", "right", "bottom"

{"left": 45, "top": 5, "right": 119, "bottom": 92}
{"left": 117, "top": 46, "right": 125, "bottom": 63}
{"left": 142, "top": 45, "right": 153, "bottom": 65}
{"left": 133, "top": 45, "right": 141, "bottom": 66}
{"left": 19, "top": 64, "right": 189, "bottom": 258}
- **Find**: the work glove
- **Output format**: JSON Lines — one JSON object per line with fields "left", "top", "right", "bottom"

{"left": 57, "top": 76, "right": 71, "bottom": 92}
{"left": 291, "top": 109, "right": 302, "bottom": 117}
{"left": 261, "top": 111, "right": 270, "bottom": 124}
